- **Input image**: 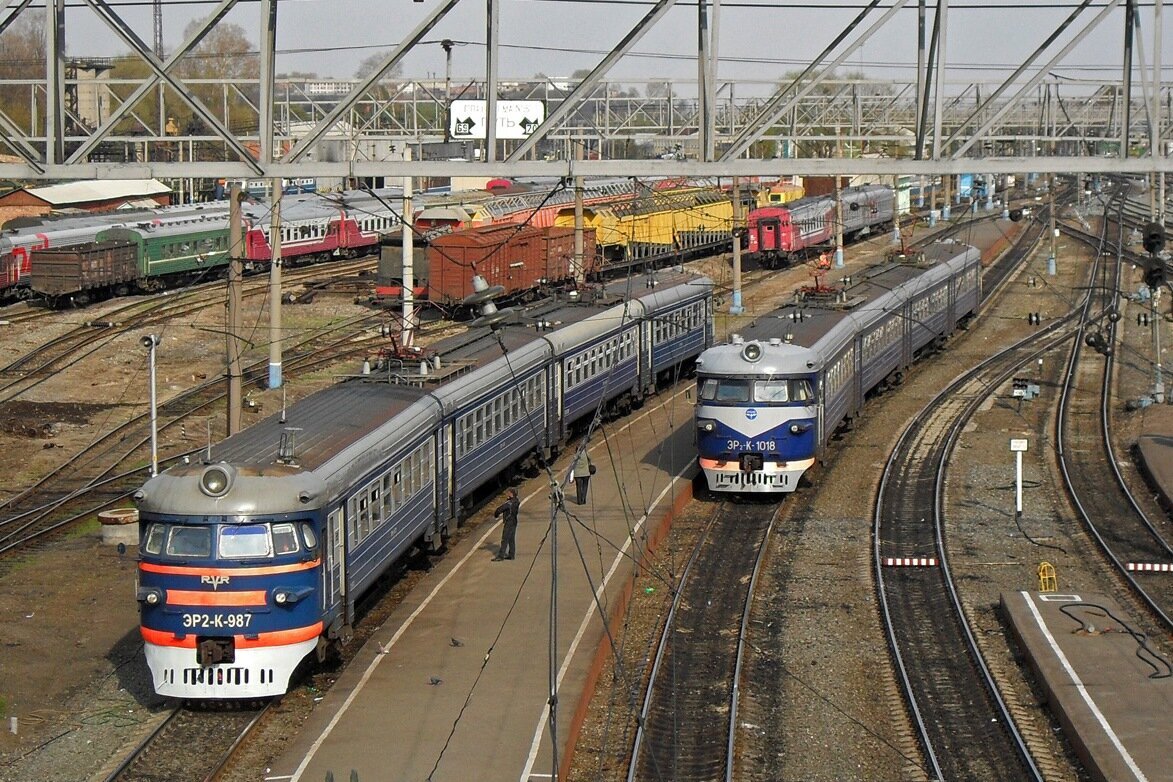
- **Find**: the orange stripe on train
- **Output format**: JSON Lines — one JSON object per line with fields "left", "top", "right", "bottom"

{"left": 139, "top": 559, "right": 320, "bottom": 577}
{"left": 141, "top": 622, "right": 324, "bottom": 649}
{"left": 165, "top": 589, "right": 269, "bottom": 607}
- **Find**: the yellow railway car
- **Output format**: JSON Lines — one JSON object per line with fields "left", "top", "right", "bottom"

{"left": 757, "top": 182, "right": 805, "bottom": 207}
{"left": 554, "top": 186, "right": 736, "bottom": 273}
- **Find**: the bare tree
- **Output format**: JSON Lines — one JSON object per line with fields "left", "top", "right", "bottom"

{"left": 0, "top": 9, "right": 48, "bottom": 133}
{"left": 355, "top": 52, "right": 403, "bottom": 81}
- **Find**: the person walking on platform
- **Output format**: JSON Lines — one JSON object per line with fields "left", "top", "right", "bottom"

{"left": 572, "top": 449, "right": 596, "bottom": 505}
{"left": 492, "top": 488, "right": 520, "bottom": 560}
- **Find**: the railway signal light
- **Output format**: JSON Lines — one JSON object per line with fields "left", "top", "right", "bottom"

{"left": 1144, "top": 261, "right": 1166, "bottom": 290}
{"left": 1143, "top": 222, "right": 1165, "bottom": 255}
{"left": 1084, "top": 331, "right": 1112, "bottom": 356}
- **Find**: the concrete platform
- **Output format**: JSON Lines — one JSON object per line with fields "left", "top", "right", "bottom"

{"left": 264, "top": 389, "right": 697, "bottom": 782}
{"left": 1136, "top": 433, "right": 1173, "bottom": 513}
{"left": 1002, "top": 591, "right": 1173, "bottom": 782}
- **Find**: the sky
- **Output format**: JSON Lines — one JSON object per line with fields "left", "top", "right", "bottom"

{"left": 19, "top": 0, "right": 1173, "bottom": 92}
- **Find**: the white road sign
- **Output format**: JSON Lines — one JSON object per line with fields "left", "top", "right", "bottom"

{"left": 449, "top": 100, "right": 545, "bottom": 140}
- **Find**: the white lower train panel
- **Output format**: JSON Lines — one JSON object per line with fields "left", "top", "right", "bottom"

{"left": 146, "top": 638, "right": 317, "bottom": 699}
{"left": 699, "top": 457, "right": 813, "bottom": 493}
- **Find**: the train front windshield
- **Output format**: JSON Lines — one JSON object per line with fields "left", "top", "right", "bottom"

{"left": 698, "top": 377, "right": 814, "bottom": 404}
{"left": 142, "top": 521, "right": 318, "bottom": 560}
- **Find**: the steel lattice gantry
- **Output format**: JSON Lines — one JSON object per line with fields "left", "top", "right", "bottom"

{"left": 0, "top": 0, "right": 1169, "bottom": 181}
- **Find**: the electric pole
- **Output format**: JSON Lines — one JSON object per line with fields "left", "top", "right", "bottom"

{"left": 227, "top": 184, "right": 243, "bottom": 435}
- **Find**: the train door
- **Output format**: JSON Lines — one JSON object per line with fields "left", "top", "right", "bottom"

{"left": 324, "top": 508, "right": 347, "bottom": 619}
{"left": 755, "top": 217, "right": 780, "bottom": 254}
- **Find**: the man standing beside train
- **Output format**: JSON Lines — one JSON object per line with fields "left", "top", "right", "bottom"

{"left": 492, "top": 488, "right": 520, "bottom": 561}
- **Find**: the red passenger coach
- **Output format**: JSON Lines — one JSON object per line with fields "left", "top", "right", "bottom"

{"left": 426, "top": 224, "right": 595, "bottom": 310}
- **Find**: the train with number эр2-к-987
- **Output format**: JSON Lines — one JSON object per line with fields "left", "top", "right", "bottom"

{"left": 693, "top": 239, "right": 982, "bottom": 494}
{"left": 744, "top": 184, "right": 896, "bottom": 269}
{"left": 132, "top": 269, "right": 714, "bottom": 699}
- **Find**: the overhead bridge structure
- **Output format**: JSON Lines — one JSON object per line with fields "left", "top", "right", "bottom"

{"left": 0, "top": 0, "right": 1170, "bottom": 181}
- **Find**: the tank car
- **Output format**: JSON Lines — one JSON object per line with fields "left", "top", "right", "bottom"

{"left": 694, "top": 240, "right": 981, "bottom": 493}
{"left": 745, "top": 184, "right": 895, "bottom": 269}
{"left": 134, "top": 270, "right": 713, "bottom": 698}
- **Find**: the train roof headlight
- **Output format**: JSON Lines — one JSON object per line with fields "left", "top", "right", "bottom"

{"left": 200, "top": 465, "right": 234, "bottom": 497}
{"left": 742, "top": 342, "right": 763, "bottom": 362}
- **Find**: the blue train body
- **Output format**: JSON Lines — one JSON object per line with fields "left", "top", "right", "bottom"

{"left": 694, "top": 241, "right": 982, "bottom": 493}
{"left": 134, "top": 272, "right": 713, "bottom": 699}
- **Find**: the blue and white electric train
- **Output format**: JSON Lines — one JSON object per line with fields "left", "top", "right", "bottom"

{"left": 133, "top": 272, "right": 713, "bottom": 699}
{"left": 694, "top": 240, "right": 982, "bottom": 493}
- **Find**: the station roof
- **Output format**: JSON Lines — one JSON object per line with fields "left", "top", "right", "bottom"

{"left": 10, "top": 178, "right": 172, "bottom": 207}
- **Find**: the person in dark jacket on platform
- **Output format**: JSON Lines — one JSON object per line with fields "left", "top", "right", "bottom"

{"left": 572, "top": 450, "right": 596, "bottom": 505}
{"left": 492, "top": 488, "right": 520, "bottom": 560}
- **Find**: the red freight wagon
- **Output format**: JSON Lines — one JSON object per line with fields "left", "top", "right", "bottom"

{"left": 426, "top": 224, "right": 595, "bottom": 310}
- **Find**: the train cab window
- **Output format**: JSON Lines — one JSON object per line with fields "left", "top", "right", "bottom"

{"left": 219, "top": 524, "right": 270, "bottom": 558}
{"left": 300, "top": 522, "right": 319, "bottom": 552}
{"left": 754, "top": 378, "right": 815, "bottom": 403}
{"left": 143, "top": 523, "right": 166, "bottom": 555}
{"left": 699, "top": 378, "right": 750, "bottom": 403}
{"left": 166, "top": 525, "right": 213, "bottom": 558}
{"left": 272, "top": 523, "right": 301, "bottom": 555}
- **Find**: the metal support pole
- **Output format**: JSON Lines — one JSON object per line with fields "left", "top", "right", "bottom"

{"left": 227, "top": 184, "right": 243, "bottom": 436}
{"left": 834, "top": 146, "right": 844, "bottom": 268}
{"left": 1153, "top": 283, "right": 1165, "bottom": 403}
{"left": 402, "top": 147, "right": 415, "bottom": 347}
{"left": 731, "top": 176, "right": 744, "bottom": 314}
{"left": 269, "top": 181, "right": 283, "bottom": 389}
{"left": 1015, "top": 448, "right": 1023, "bottom": 518}
{"left": 144, "top": 334, "right": 159, "bottom": 476}
{"left": 573, "top": 176, "right": 585, "bottom": 286}
{"left": 1047, "top": 176, "right": 1057, "bottom": 275}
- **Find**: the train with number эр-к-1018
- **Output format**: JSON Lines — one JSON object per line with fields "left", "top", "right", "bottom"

{"left": 694, "top": 240, "right": 982, "bottom": 493}
{"left": 132, "top": 269, "right": 714, "bottom": 698}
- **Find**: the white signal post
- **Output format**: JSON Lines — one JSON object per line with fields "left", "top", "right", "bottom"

{"left": 1010, "top": 438, "right": 1028, "bottom": 520}
{"left": 142, "top": 334, "right": 160, "bottom": 476}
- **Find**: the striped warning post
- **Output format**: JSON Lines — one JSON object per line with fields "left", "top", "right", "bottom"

{"left": 884, "top": 557, "right": 938, "bottom": 567}
{"left": 1127, "top": 562, "right": 1172, "bottom": 572}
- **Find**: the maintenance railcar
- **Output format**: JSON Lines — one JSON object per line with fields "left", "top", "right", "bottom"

{"left": 133, "top": 271, "right": 714, "bottom": 699}
{"left": 694, "top": 240, "right": 981, "bottom": 493}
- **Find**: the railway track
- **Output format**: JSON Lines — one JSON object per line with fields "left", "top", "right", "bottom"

{"left": 1057, "top": 207, "right": 1173, "bottom": 632}
{"left": 627, "top": 499, "right": 777, "bottom": 782}
{"left": 0, "top": 257, "right": 377, "bottom": 402}
{"left": 869, "top": 210, "right": 1089, "bottom": 780}
{"left": 103, "top": 703, "right": 269, "bottom": 782}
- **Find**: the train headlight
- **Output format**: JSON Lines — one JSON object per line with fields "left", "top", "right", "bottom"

{"left": 273, "top": 586, "right": 313, "bottom": 606}
{"left": 789, "top": 423, "right": 811, "bottom": 435}
{"left": 136, "top": 587, "right": 163, "bottom": 605}
{"left": 199, "top": 465, "right": 234, "bottom": 497}
{"left": 742, "top": 342, "right": 763, "bottom": 363}
{"left": 697, "top": 419, "right": 716, "bottom": 433}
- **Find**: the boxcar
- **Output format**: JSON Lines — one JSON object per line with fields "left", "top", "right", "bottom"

{"left": 425, "top": 224, "right": 595, "bottom": 309}
{"left": 29, "top": 241, "right": 139, "bottom": 303}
